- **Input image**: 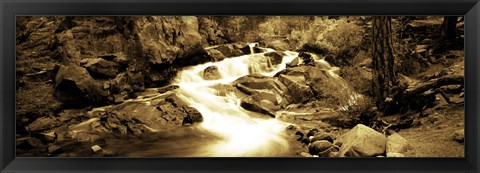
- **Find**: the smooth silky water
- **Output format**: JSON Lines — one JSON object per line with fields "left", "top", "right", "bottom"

{"left": 68, "top": 44, "right": 350, "bottom": 157}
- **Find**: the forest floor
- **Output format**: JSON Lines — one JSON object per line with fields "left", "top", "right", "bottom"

{"left": 400, "top": 55, "right": 464, "bottom": 157}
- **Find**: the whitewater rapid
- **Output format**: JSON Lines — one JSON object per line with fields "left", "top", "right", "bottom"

{"left": 173, "top": 44, "right": 298, "bottom": 156}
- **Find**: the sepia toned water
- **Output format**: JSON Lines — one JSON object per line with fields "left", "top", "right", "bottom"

{"left": 171, "top": 44, "right": 297, "bottom": 156}
{"left": 70, "top": 44, "right": 352, "bottom": 157}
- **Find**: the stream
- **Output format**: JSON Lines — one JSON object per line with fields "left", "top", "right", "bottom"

{"left": 63, "top": 43, "right": 351, "bottom": 157}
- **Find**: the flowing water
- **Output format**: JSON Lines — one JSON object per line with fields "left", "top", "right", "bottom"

{"left": 64, "top": 43, "right": 358, "bottom": 157}
{"left": 171, "top": 44, "right": 298, "bottom": 156}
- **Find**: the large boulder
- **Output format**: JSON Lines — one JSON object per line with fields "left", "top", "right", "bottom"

{"left": 264, "top": 51, "right": 285, "bottom": 66}
{"left": 182, "top": 106, "right": 204, "bottom": 125}
{"left": 54, "top": 64, "right": 110, "bottom": 105}
{"left": 386, "top": 133, "right": 412, "bottom": 154}
{"left": 80, "top": 58, "right": 121, "bottom": 78}
{"left": 136, "top": 16, "right": 205, "bottom": 65}
{"left": 338, "top": 124, "right": 387, "bottom": 157}
{"left": 233, "top": 75, "right": 290, "bottom": 116}
{"left": 215, "top": 44, "right": 244, "bottom": 58}
{"left": 278, "top": 74, "right": 313, "bottom": 104}
{"left": 240, "top": 95, "right": 276, "bottom": 118}
{"left": 233, "top": 75, "right": 288, "bottom": 96}
{"left": 206, "top": 49, "right": 226, "bottom": 62}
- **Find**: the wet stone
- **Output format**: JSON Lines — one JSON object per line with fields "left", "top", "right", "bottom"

{"left": 308, "top": 140, "right": 334, "bottom": 155}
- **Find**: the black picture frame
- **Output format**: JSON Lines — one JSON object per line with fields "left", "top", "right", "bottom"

{"left": 1, "top": 0, "right": 479, "bottom": 172}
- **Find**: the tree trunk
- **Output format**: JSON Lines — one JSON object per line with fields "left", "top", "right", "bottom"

{"left": 440, "top": 16, "right": 458, "bottom": 40}
{"left": 372, "top": 16, "right": 398, "bottom": 112}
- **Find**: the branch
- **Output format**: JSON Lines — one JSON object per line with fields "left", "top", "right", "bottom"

{"left": 403, "top": 74, "right": 464, "bottom": 98}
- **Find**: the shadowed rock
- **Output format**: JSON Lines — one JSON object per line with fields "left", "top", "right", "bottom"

{"left": 80, "top": 58, "right": 121, "bottom": 78}
{"left": 264, "top": 51, "right": 285, "bottom": 65}
{"left": 54, "top": 64, "right": 110, "bottom": 106}
{"left": 27, "top": 116, "right": 60, "bottom": 132}
{"left": 203, "top": 65, "right": 221, "bottom": 80}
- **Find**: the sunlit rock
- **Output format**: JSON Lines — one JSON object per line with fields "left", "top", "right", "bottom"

{"left": 338, "top": 124, "right": 387, "bottom": 157}
{"left": 386, "top": 133, "right": 412, "bottom": 154}
{"left": 278, "top": 74, "right": 313, "bottom": 104}
{"left": 91, "top": 145, "right": 102, "bottom": 153}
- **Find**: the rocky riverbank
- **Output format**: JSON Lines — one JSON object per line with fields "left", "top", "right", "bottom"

{"left": 16, "top": 16, "right": 464, "bottom": 157}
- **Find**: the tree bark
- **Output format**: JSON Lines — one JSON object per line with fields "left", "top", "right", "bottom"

{"left": 440, "top": 16, "right": 458, "bottom": 40}
{"left": 372, "top": 16, "right": 398, "bottom": 112}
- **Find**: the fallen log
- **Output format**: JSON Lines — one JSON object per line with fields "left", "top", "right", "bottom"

{"left": 403, "top": 74, "right": 464, "bottom": 98}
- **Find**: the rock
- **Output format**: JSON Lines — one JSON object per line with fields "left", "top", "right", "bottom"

{"left": 158, "top": 85, "right": 179, "bottom": 93}
{"left": 136, "top": 16, "right": 204, "bottom": 65}
{"left": 298, "top": 52, "right": 314, "bottom": 65}
{"left": 298, "top": 151, "right": 313, "bottom": 157}
{"left": 286, "top": 57, "right": 301, "bottom": 67}
{"left": 37, "top": 132, "right": 56, "bottom": 142}
{"left": 215, "top": 44, "right": 244, "bottom": 58}
{"left": 309, "top": 140, "right": 334, "bottom": 155}
{"left": 386, "top": 133, "right": 412, "bottom": 154}
{"left": 203, "top": 65, "right": 221, "bottom": 80}
{"left": 386, "top": 152, "right": 405, "bottom": 157}
{"left": 453, "top": 129, "right": 464, "bottom": 143}
{"left": 318, "top": 146, "right": 339, "bottom": 157}
{"left": 80, "top": 58, "right": 121, "bottom": 78}
{"left": 57, "top": 109, "right": 88, "bottom": 124}
{"left": 54, "top": 126, "right": 76, "bottom": 142}
{"left": 27, "top": 116, "right": 60, "bottom": 132}
{"left": 54, "top": 64, "right": 109, "bottom": 105}
{"left": 234, "top": 75, "right": 288, "bottom": 95}
{"left": 240, "top": 96, "right": 276, "bottom": 118}
{"left": 182, "top": 106, "right": 204, "bottom": 125}
{"left": 298, "top": 42, "right": 329, "bottom": 55}
{"left": 338, "top": 124, "right": 387, "bottom": 157}
{"left": 295, "top": 131, "right": 304, "bottom": 141}
{"left": 91, "top": 145, "right": 102, "bottom": 153}
{"left": 328, "top": 151, "right": 339, "bottom": 157}
{"left": 306, "top": 128, "right": 320, "bottom": 137}
{"left": 98, "top": 52, "right": 129, "bottom": 65}
{"left": 264, "top": 51, "right": 285, "bottom": 65}
{"left": 278, "top": 74, "right": 313, "bottom": 104}
{"left": 240, "top": 44, "right": 263, "bottom": 55}
{"left": 207, "top": 49, "right": 226, "bottom": 62}
{"left": 266, "top": 40, "right": 289, "bottom": 51}
{"left": 17, "top": 137, "right": 44, "bottom": 149}
{"left": 334, "top": 141, "right": 343, "bottom": 148}
{"left": 286, "top": 125, "right": 296, "bottom": 130}
{"left": 311, "top": 132, "right": 334, "bottom": 143}
{"left": 48, "top": 144, "right": 63, "bottom": 154}
{"left": 434, "top": 93, "right": 449, "bottom": 107}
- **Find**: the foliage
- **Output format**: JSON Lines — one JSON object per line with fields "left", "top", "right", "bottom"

{"left": 339, "top": 95, "right": 377, "bottom": 125}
